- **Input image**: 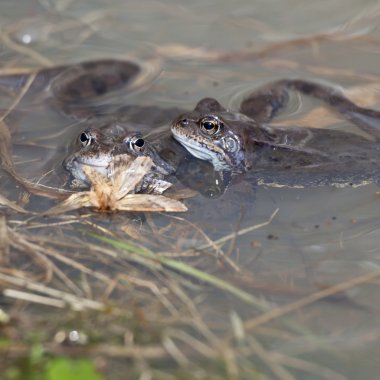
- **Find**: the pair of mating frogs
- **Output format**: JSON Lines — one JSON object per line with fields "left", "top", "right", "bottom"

{"left": 3, "top": 60, "right": 380, "bottom": 196}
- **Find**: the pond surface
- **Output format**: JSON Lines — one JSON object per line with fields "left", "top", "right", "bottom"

{"left": 1, "top": 1, "right": 380, "bottom": 379}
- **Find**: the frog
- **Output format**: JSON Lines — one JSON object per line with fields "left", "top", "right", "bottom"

{"left": 171, "top": 79, "right": 380, "bottom": 188}
{"left": 63, "top": 124, "right": 176, "bottom": 193}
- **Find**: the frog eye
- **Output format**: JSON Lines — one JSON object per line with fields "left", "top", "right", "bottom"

{"left": 79, "top": 131, "right": 93, "bottom": 147}
{"left": 129, "top": 135, "right": 145, "bottom": 153}
{"left": 200, "top": 116, "right": 222, "bottom": 135}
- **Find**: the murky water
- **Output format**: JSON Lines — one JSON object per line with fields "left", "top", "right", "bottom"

{"left": 2, "top": 0, "right": 380, "bottom": 379}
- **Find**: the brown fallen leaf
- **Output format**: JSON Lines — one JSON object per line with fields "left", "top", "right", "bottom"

{"left": 46, "top": 156, "right": 187, "bottom": 214}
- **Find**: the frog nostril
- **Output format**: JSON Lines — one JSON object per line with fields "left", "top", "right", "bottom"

{"left": 180, "top": 118, "right": 189, "bottom": 127}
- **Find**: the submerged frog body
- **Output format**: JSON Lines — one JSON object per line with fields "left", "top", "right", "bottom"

{"left": 172, "top": 80, "right": 380, "bottom": 188}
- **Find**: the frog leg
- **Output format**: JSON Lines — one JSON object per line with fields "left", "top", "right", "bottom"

{"left": 239, "top": 81, "right": 290, "bottom": 123}
{"left": 241, "top": 79, "right": 380, "bottom": 140}
{"left": 285, "top": 79, "right": 380, "bottom": 141}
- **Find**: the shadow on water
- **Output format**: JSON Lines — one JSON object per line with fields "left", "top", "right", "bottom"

{"left": 2, "top": 0, "right": 380, "bottom": 379}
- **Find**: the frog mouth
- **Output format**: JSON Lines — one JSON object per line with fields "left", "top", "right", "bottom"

{"left": 76, "top": 161, "right": 109, "bottom": 168}
{"left": 173, "top": 133, "right": 214, "bottom": 161}
{"left": 74, "top": 156, "right": 111, "bottom": 169}
{"left": 66, "top": 157, "right": 111, "bottom": 182}
{"left": 172, "top": 132, "right": 230, "bottom": 171}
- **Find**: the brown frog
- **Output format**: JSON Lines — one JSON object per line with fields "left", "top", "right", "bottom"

{"left": 171, "top": 79, "right": 380, "bottom": 188}
{"left": 63, "top": 125, "right": 176, "bottom": 193}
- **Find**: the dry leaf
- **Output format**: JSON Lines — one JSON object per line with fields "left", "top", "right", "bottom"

{"left": 46, "top": 156, "right": 187, "bottom": 214}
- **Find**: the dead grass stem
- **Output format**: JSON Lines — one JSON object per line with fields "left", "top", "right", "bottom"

{"left": 243, "top": 269, "right": 380, "bottom": 331}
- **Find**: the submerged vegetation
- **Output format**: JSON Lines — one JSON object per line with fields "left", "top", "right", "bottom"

{"left": 2, "top": 193, "right": 378, "bottom": 380}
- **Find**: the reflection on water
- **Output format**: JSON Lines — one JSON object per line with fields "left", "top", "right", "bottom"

{"left": 1, "top": 0, "right": 380, "bottom": 378}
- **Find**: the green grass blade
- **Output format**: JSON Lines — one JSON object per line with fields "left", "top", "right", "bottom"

{"left": 96, "top": 235, "right": 272, "bottom": 310}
